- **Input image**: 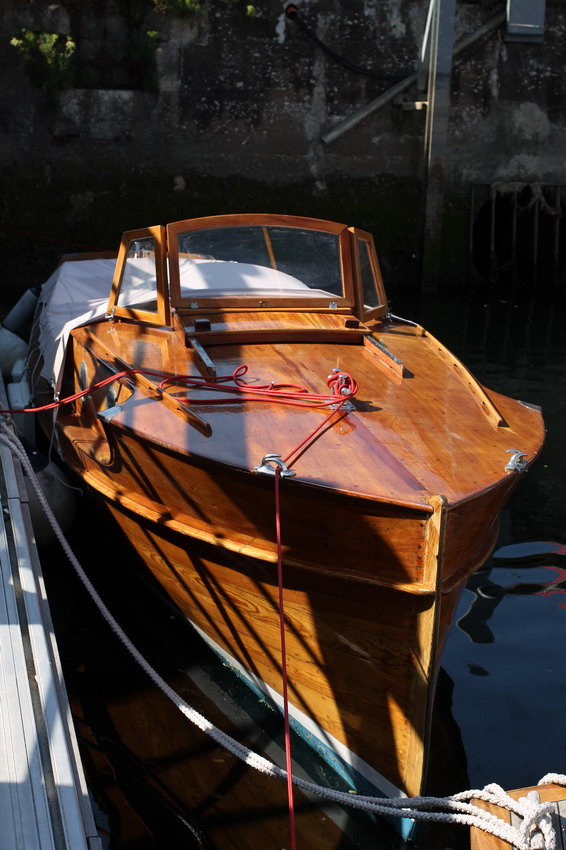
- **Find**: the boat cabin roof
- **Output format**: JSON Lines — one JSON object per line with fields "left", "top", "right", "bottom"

{"left": 106, "top": 214, "right": 389, "bottom": 327}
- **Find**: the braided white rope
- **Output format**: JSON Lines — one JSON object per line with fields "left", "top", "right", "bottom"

{"left": 2, "top": 418, "right": 564, "bottom": 848}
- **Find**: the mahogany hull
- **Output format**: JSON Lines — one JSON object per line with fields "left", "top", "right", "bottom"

{"left": 24, "top": 212, "right": 545, "bottom": 841}
{"left": 62, "top": 439, "right": 515, "bottom": 801}
{"left": 36, "top": 330, "right": 529, "bottom": 804}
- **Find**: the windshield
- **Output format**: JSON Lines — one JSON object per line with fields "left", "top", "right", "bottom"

{"left": 172, "top": 225, "right": 344, "bottom": 299}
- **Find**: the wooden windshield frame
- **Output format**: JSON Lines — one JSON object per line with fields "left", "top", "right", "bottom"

{"left": 106, "top": 225, "right": 169, "bottom": 326}
{"left": 166, "top": 214, "right": 355, "bottom": 313}
{"left": 349, "top": 227, "right": 389, "bottom": 321}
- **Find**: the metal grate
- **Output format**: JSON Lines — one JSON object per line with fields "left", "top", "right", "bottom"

{"left": 470, "top": 183, "right": 566, "bottom": 292}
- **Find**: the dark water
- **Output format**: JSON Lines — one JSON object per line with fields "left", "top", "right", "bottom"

{"left": 419, "top": 292, "right": 566, "bottom": 793}
{"left": 33, "top": 288, "right": 566, "bottom": 849}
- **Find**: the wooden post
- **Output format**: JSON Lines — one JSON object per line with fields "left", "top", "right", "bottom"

{"left": 420, "top": 0, "right": 456, "bottom": 292}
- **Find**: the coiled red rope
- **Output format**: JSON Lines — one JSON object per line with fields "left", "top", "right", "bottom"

{"left": 159, "top": 364, "right": 358, "bottom": 410}
{"left": 0, "top": 364, "right": 358, "bottom": 416}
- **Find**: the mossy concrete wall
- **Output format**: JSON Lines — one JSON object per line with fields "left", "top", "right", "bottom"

{"left": 1, "top": 0, "right": 565, "bottom": 304}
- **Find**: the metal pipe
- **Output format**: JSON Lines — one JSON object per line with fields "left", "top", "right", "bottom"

{"left": 533, "top": 188, "right": 540, "bottom": 287}
{"left": 321, "top": 11, "right": 505, "bottom": 145}
{"left": 322, "top": 73, "right": 418, "bottom": 145}
{"left": 553, "top": 185, "right": 561, "bottom": 285}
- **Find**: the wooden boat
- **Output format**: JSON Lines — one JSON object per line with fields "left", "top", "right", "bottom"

{"left": 25, "top": 214, "right": 545, "bottom": 836}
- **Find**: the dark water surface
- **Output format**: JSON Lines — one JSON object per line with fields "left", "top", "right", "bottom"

{"left": 35, "top": 289, "right": 565, "bottom": 849}
{"left": 419, "top": 292, "right": 566, "bottom": 792}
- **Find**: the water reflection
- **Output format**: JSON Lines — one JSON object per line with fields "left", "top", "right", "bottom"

{"left": 457, "top": 542, "right": 566, "bottom": 644}
{"left": 426, "top": 289, "right": 566, "bottom": 795}
{"left": 44, "top": 512, "right": 411, "bottom": 850}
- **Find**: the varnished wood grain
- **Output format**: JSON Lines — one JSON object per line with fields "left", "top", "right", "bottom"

{"left": 40, "top": 306, "right": 544, "bottom": 801}
{"left": 184, "top": 310, "right": 367, "bottom": 333}
{"left": 42, "top": 304, "right": 544, "bottom": 804}
{"left": 77, "top": 665, "right": 388, "bottom": 849}
{"left": 101, "top": 496, "right": 446, "bottom": 796}
{"left": 29, "top": 214, "right": 546, "bottom": 842}
{"left": 74, "top": 318, "right": 544, "bottom": 506}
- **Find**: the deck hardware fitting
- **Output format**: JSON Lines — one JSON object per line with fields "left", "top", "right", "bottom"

{"left": 505, "top": 449, "right": 528, "bottom": 473}
{"left": 366, "top": 336, "right": 404, "bottom": 367}
{"left": 98, "top": 406, "right": 122, "bottom": 422}
{"left": 338, "top": 373, "right": 353, "bottom": 396}
{"left": 519, "top": 399, "right": 542, "bottom": 412}
{"left": 194, "top": 317, "right": 212, "bottom": 332}
{"left": 331, "top": 400, "right": 355, "bottom": 410}
{"left": 190, "top": 301, "right": 200, "bottom": 309}
{"left": 328, "top": 301, "right": 338, "bottom": 309}
{"left": 190, "top": 338, "right": 216, "bottom": 374}
{"left": 254, "top": 453, "right": 296, "bottom": 478}
{"left": 328, "top": 368, "right": 356, "bottom": 409}
{"left": 105, "top": 307, "right": 116, "bottom": 321}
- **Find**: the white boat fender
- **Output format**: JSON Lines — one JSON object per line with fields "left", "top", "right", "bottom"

{"left": 10, "top": 356, "right": 28, "bottom": 384}
{"left": 6, "top": 376, "right": 35, "bottom": 445}
{"left": 20, "top": 440, "right": 78, "bottom": 548}
{"left": 0, "top": 325, "right": 28, "bottom": 378}
{"left": 2, "top": 286, "right": 40, "bottom": 335}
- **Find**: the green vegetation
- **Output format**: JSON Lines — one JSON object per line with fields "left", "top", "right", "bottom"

{"left": 150, "top": 0, "right": 201, "bottom": 13}
{"left": 9, "top": 0, "right": 256, "bottom": 90}
{"left": 10, "top": 29, "right": 76, "bottom": 88}
{"left": 149, "top": 0, "right": 256, "bottom": 16}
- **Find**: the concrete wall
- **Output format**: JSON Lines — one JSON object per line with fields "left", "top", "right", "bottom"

{"left": 1, "top": 0, "right": 565, "bottom": 304}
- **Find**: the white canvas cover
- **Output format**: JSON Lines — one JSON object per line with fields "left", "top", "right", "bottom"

{"left": 34, "top": 256, "right": 315, "bottom": 391}
{"left": 35, "top": 258, "right": 116, "bottom": 392}
{"left": 177, "top": 258, "right": 311, "bottom": 296}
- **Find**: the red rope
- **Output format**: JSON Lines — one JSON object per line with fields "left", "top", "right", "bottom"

{"left": 159, "top": 365, "right": 357, "bottom": 410}
{"left": 0, "top": 364, "right": 358, "bottom": 416}
{"left": 269, "top": 370, "right": 357, "bottom": 850}
{"left": 275, "top": 467, "right": 297, "bottom": 850}
{"left": 0, "top": 368, "right": 173, "bottom": 415}
{"left": 282, "top": 399, "right": 349, "bottom": 466}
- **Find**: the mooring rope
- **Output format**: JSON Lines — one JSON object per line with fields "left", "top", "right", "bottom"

{"left": 1, "top": 418, "right": 564, "bottom": 849}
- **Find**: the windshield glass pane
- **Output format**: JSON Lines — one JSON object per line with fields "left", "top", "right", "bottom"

{"left": 174, "top": 226, "right": 343, "bottom": 298}
{"left": 359, "top": 238, "right": 380, "bottom": 309}
{"left": 118, "top": 236, "right": 158, "bottom": 311}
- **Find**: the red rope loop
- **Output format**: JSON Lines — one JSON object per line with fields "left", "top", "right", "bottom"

{"left": 1, "top": 364, "right": 358, "bottom": 417}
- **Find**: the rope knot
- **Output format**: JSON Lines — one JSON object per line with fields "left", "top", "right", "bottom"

{"left": 326, "top": 368, "right": 357, "bottom": 397}
{"left": 517, "top": 792, "right": 558, "bottom": 850}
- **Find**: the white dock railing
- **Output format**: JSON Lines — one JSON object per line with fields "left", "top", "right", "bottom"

{"left": 0, "top": 378, "right": 102, "bottom": 850}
